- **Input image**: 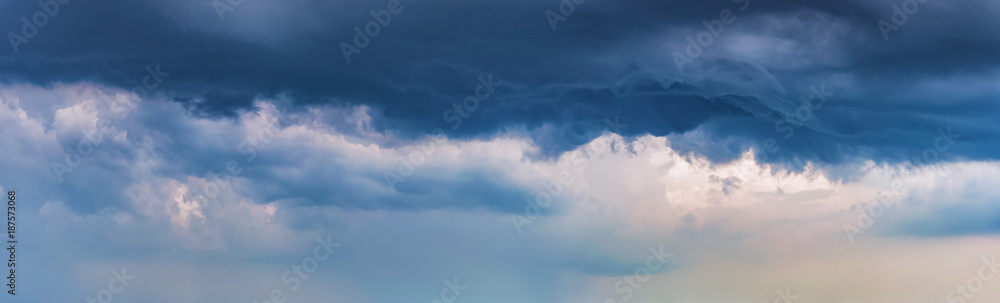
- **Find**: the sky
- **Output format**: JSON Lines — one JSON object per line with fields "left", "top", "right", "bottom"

{"left": 1, "top": 0, "right": 1000, "bottom": 302}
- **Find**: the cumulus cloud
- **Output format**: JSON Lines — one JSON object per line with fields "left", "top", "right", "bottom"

{"left": 1, "top": 0, "right": 998, "bottom": 300}
{"left": 2, "top": 82, "right": 999, "bottom": 302}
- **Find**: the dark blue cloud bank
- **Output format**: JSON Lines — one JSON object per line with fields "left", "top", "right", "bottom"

{"left": 1, "top": 0, "right": 1000, "bottom": 302}
{"left": 2, "top": 0, "right": 998, "bottom": 165}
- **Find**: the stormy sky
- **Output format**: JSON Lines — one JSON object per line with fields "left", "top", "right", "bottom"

{"left": 1, "top": 0, "right": 999, "bottom": 302}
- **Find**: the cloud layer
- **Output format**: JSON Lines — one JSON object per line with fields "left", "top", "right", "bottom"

{"left": 2, "top": 0, "right": 999, "bottom": 164}
{"left": 1, "top": 84, "right": 999, "bottom": 302}
{"left": 1, "top": 0, "right": 999, "bottom": 301}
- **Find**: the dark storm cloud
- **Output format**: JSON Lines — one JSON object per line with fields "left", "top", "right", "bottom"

{"left": 2, "top": 0, "right": 999, "bottom": 165}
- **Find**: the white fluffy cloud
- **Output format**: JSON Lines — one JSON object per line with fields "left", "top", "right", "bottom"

{"left": 2, "top": 83, "right": 1000, "bottom": 303}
